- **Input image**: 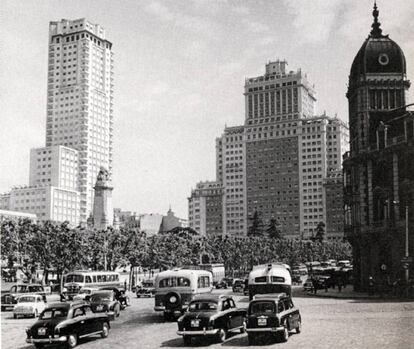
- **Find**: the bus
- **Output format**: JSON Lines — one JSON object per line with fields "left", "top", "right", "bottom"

{"left": 182, "top": 263, "right": 225, "bottom": 286}
{"left": 247, "top": 263, "right": 292, "bottom": 300}
{"left": 154, "top": 268, "right": 213, "bottom": 320}
{"left": 60, "top": 270, "right": 121, "bottom": 301}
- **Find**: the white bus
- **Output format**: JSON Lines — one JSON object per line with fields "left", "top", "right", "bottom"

{"left": 154, "top": 268, "right": 213, "bottom": 320}
{"left": 248, "top": 263, "right": 292, "bottom": 300}
{"left": 60, "top": 270, "right": 121, "bottom": 301}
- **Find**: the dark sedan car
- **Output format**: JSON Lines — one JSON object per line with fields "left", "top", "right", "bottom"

{"left": 26, "top": 302, "right": 110, "bottom": 348}
{"left": 246, "top": 293, "right": 301, "bottom": 344}
{"left": 136, "top": 280, "right": 155, "bottom": 298}
{"left": 99, "top": 287, "right": 130, "bottom": 309}
{"left": 1, "top": 284, "right": 46, "bottom": 311}
{"left": 88, "top": 291, "right": 121, "bottom": 318}
{"left": 177, "top": 295, "right": 246, "bottom": 345}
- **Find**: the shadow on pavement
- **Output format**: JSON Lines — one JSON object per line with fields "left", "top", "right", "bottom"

{"left": 120, "top": 312, "right": 165, "bottom": 325}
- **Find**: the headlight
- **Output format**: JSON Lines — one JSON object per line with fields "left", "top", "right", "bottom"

{"left": 62, "top": 287, "right": 67, "bottom": 292}
{"left": 169, "top": 296, "right": 177, "bottom": 303}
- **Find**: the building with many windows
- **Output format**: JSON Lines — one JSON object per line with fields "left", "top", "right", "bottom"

{"left": 46, "top": 18, "right": 114, "bottom": 223}
{"left": 343, "top": 4, "right": 413, "bottom": 290}
{"left": 1, "top": 18, "right": 114, "bottom": 227}
{"left": 188, "top": 181, "right": 223, "bottom": 236}
{"left": 216, "top": 126, "right": 246, "bottom": 235}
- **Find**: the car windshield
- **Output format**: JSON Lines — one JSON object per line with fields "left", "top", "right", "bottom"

{"left": 65, "top": 274, "right": 84, "bottom": 283}
{"left": 28, "top": 286, "right": 43, "bottom": 292}
{"left": 40, "top": 308, "right": 68, "bottom": 319}
{"left": 234, "top": 281, "right": 243, "bottom": 285}
{"left": 91, "top": 293, "right": 111, "bottom": 302}
{"left": 18, "top": 296, "right": 36, "bottom": 303}
{"left": 250, "top": 301, "right": 275, "bottom": 314}
{"left": 188, "top": 301, "right": 218, "bottom": 312}
{"left": 79, "top": 289, "right": 91, "bottom": 294}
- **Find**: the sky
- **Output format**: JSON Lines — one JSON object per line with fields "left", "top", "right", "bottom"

{"left": 1, "top": 0, "right": 413, "bottom": 219}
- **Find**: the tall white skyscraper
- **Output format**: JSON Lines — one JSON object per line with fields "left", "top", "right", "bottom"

{"left": 46, "top": 19, "right": 114, "bottom": 223}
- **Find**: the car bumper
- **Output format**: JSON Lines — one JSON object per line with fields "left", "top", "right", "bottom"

{"left": 246, "top": 326, "right": 284, "bottom": 333}
{"left": 26, "top": 336, "right": 68, "bottom": 344}
{"left": 1, "top": 304, "right": 15, "bottom": 310}
{"left": 177, "top": 329, "right": 219, "bottom": 336}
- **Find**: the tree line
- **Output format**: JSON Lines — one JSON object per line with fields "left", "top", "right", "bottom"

{"left": 1, "top": 219, "right": 352, "bottom": 282}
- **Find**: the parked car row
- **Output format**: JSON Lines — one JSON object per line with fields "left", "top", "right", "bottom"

{"left": 176, "top": 292, "right": 301, "bottom": 345}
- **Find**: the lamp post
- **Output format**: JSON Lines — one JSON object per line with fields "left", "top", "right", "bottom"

{"left": 405, "top": 205, "right": 409, "bottom": 283}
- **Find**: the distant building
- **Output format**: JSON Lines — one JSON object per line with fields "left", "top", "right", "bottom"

{"left": 216, "top": 125, "right": 247, "bottom": 236}
{"left": 343, "top": 4, "right": 413, "bottom": 290}
{"left": 139, "top": 213, "right": 164, "bottom": 236}
{"left": 188, "top": 181, "right": 224, "bottom": 236}
{"left": 324, "top": 170, "right": 345, "bottom": 240}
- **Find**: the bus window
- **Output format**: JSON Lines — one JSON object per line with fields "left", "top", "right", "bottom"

{"left": 271, "top": 276, "right": 285, "bottom": 283}
{"left": 93, "top": 276, "right": 96, "bottom": 282}
{"left": 197, "top": 276, "right": 210, "bottom": 288}
{"left": 102, "top": 275, "right": 107, "bottom": 282}
{"left": 159, "top": 277, "right": 190, "bottom": 287}
{"left": 115, "top": 274, "right": 119, "bottom": 281}
{"left": 97, "top": 275, "right": 102, "bottom": 282}
{"left": 255, "top": 276, "right": 267, "bottom": 283}
{"left": 85, "top": 276, "right": 92, "bottom": 283}
{"left": 66, "top": 274, "right": 84, "bottom": 283}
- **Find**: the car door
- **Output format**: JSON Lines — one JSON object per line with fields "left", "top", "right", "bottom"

{"left": 228, "top": 298, "right": 244, "bottom": 328}
{"left": 83, "top": 305, "right": 100, "bottom": 333}
{"left": 277, "top": 300, "right": 288, "bottom": 327}
{"left": 72, "top": 306, "right": 89, "bottom": 337}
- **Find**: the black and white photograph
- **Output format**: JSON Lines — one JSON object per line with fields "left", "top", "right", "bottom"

{"left": 1, "top": 0, "right": 413, "bottom": 348}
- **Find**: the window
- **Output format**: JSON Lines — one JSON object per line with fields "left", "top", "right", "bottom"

{"left": 278, "top": 301, "right": 285, "bottom": 312}
{"left": 73, "top": 308, "right": 84, "bottom": 318}
{"left": 197, "top": 276, "right": 210, "bottom": 288}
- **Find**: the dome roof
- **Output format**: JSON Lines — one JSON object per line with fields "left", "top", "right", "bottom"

{"left": 349, "top": 3, "right": 406, "bottom": 82}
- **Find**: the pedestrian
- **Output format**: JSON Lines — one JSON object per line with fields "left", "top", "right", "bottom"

{"left": 368, "top": 276, "right": 375, "bottom": 296}
{"left": 311, "top": 276, "right": 318, "bottom": 294}
{"left": 337, "top": 277, "right": 342, "bottom": 293}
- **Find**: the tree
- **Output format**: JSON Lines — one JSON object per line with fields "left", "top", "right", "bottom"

{"left": 266, "top": 218, "right": 282, "bottom": 239}
{"left": 313, "top": 221, "right": 326, "bottom": 243}
{"left": 248, "top": 211, "right": 264, "bottom": 237}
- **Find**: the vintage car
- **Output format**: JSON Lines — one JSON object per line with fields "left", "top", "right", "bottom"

{"left": 177, "top": 294, "right": 246, "bottom": 344}
{"left": 136, "top": 280, "right": 155, "bottom": 298}
{"left": 246, "top": 293, "right": 301, "bottom": 344}
{"left": 73, "top": 287, "right": 97, "bottom": 301}
{"left": 88, "top": 290, "right": 121, "bottom": 318}
{"left": 215, "top": 279, "right": 228, "bottom": 289}
{"left": 232, "top": 279, "right": 244, "bottom": 293}
{"left": 1, "top": 284, "right": 46, "bottom": 311}
{"left": 13, "top": 294, "right": 47, "bottom": 319}
{"left": 26, "top": 302, "right": 110, "bottom": 348}
{"left": 100, "top": 287, "right": 130, "bottom": 308}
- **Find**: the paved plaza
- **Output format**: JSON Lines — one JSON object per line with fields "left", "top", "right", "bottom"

{"left": 2, "top": 288, "right": 414, "bottom": 349}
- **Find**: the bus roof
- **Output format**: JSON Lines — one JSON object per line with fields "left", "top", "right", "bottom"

{"left": 155, "top": 269, "right": 212, "bottom": 279}
{"left": 63, "top": 271, "right": 120, "bottom": 275}
{"left": 249, "top": 264, "right": 291, "bottom": 282}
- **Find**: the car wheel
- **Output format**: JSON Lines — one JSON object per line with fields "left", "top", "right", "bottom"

{"left": 101, "top": 322, "right": 109, "bottom": 338}
{"left": 1, "top": 306, "right": 5, "bottom": 312}
{"left": 13, "top": 314, "right": 17, "bottom": 319}
{"left": 163, "top": 312, "right": 172, "bottom": 321}
{"left": 279, "top": 325, "right": 289, "bottom": 343}
{"left": 183, "top": 336, "right": 192, "bottom": 345}
{"left": 217, "top": 328, "right": 227, "bottom": 343}
{"left": 115, "top": 304, "right": 120, "bottom": 317}
{"left": 34, "top": 344, "right": 44, "bottom": 349}
{"left": 296, "top": 319, "right": 302, "bottom": 334}
{"left": 67, "top": 334, "right": 78, "bottom": 348}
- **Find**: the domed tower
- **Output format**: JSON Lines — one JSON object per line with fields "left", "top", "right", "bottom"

{"left": 347, "top": 2, "right": 409, "bottom": 156}
{"left": 344, "top": 3, "right": 414, "bottom": 291}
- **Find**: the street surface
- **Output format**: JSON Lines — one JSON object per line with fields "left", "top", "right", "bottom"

{"left": 2, "top": 288, "right": 414, "bottom": 349}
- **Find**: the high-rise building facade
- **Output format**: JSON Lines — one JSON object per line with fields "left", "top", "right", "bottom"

{"left": 244, "top": 60, "right": 316, "bottom": 237}
{"left": 47, "top": 18, "right": 114, "bottom": 223}
{"left": 188, "top": 181, "right": 223, "bottom": 236}
{"left": 216, "top": 126, "right": 247, "bottom": 235}
{"left": 343, "top": 4, "right": 413, "bottom": 290}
